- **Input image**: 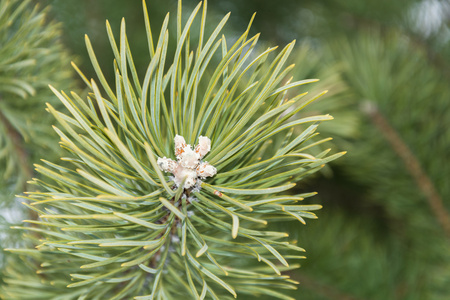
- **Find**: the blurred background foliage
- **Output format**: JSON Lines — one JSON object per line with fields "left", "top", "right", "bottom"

{"left": 1, "top": 0, "right": 449, "bottom": 298}
{"left": 0, "top": 0, "right": 73, "bottom": 277}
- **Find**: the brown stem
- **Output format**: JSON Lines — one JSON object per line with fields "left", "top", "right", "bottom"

{"left": 362, "top": 102, "right": 450, "bottom": 239}
{"left": 290, "top": 273, "right": 364, "bottom": 300}
{"left": 0, "top": 108, "right": 33, "bottom": 190}
{"left": 149, "top": 190, "right": 185, "bottom": 268}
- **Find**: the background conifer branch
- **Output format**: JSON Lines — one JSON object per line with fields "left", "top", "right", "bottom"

{"left": 362, "top": 101, "right": 450, "bottom": 238}
{"left": 0, "top": 107, "right": 32, "bottom": 191}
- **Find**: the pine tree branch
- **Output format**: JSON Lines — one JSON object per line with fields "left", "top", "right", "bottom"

{"left": 0, "top": 2, "right": 343, "bottom": 297}
{"left": 334, "top": 8, "right": 450, "bottom": 80}
{"left": 0, "top": 102, "right": 33, "bottom": 190}
{"left": 291, "top": 273, "right": 365, "bottom": 300}
{"left": 362, "top": 101, "right": 450, "bottom": 239}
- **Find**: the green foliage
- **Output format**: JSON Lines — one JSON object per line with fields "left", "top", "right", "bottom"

{"left": 0, "top": 1, "right": 343, "bottom": 299}
{"left": 0, "top": 0, "right": 73, "bottom": 282}
{"left": 286, "top": 29, "right": 450, "bottom": 300}
{"left": 1, "top": 0, "right": 449, "bottom": 299}
{"left": 331, "top": 29, "right": 450, "bottom": 202}
{"left": 0, "top": 0, "right": 73, "bottom": 198}
{"left": 330, "top": 30, "right": 450, "bottom": 299}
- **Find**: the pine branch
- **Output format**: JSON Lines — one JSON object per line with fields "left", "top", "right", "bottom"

{"left": 0, "top": 0, "right": 73, "bottom": 197}
{"left": 329, "top": 5, "right": 450, "bottom": 80}
{"left": 0, "top": 104, "right": 32, "bottom": 191}
{"left": 362, "top": 101, "right": 450, "bottom": 239}
{"left": 1, "top": 1, "right": 343, "bottom": 298}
